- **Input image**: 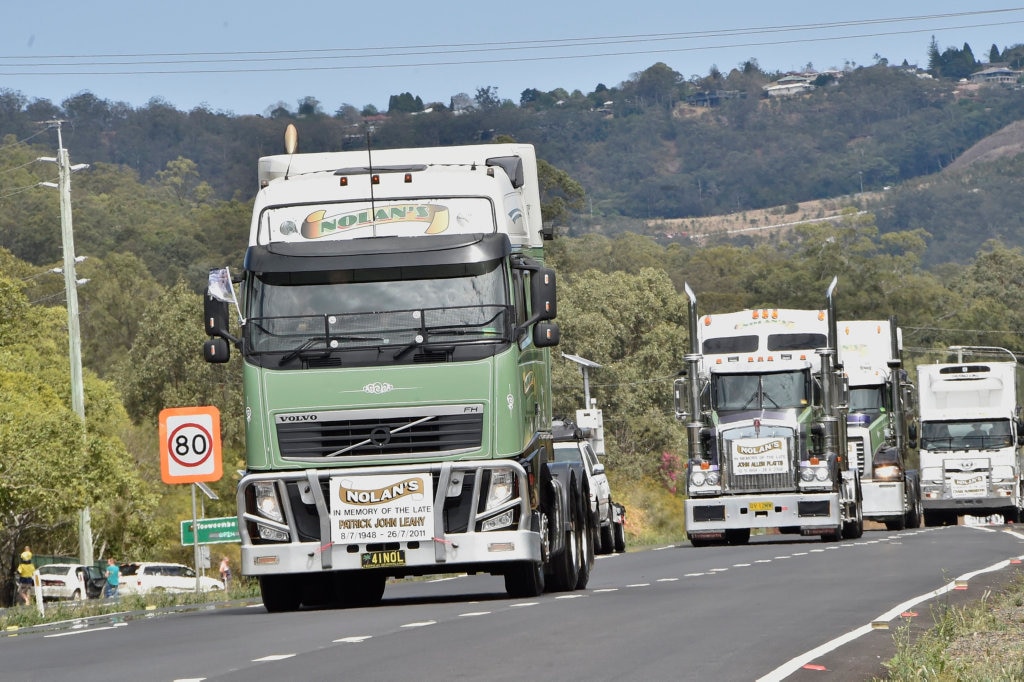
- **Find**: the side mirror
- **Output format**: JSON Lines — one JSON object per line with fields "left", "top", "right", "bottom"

{"left": 533, "top": 321, "right": 560, "bottom": 348}
{"left": 204, "top": 337, "right": 230, "bottom": 364}
{"left": 908, "top": 422, "right": 918, "bottom": 449}
{"left": 530, "top": 268, "right": 557, "bottom": 321}
{"left": 593, "top": 463, "right": 606, "bottom": 475}
{"left": 205, "top": 291, "right": 230, "bottom": 337}
{"left": 673, "top": 377, "right": 688, "bottom": 420}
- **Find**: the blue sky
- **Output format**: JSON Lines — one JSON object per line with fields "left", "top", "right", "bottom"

{"left": 2, "top": 2, "right": 1022, "bottom": 116}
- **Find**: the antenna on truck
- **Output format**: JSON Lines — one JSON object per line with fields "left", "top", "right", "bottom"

{"left": 283, "top": 123, "right": 298, "bottom": 180}
{"left": 366, "top": 131, "right": 377, "bottom": 236}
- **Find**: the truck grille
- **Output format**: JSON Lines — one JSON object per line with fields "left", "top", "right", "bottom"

{"left": 276, "top": 406, "right": 484, "bottom": 459}
{"left": 848, "top": 438, "right": 866, "bottom": 470}
{"left": 725, "top": 471, "right": 795, "bottom": 492}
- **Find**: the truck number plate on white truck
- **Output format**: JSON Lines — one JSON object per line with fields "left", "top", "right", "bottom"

{"left": 330, "top": 473, "right": 434, "bottom": 545}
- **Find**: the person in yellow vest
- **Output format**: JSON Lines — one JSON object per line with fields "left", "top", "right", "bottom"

{"left": 15, "top": 547, "right": 35, "bottom": 605}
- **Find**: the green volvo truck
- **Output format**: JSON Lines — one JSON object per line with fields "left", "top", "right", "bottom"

{"left": 202, "top": 128, "right": 592, "bottom": 611}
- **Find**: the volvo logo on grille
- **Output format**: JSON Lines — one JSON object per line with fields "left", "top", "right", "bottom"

{"left": 370, "top": 426, "right": 392, "bottom": 447}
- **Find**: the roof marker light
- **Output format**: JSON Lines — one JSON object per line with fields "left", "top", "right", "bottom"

{"left": 339, "top": 177, "right": 348, "bottom": 186}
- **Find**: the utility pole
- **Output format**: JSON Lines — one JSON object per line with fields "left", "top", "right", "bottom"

{"left": 38, "top": 121, "right": 93, "bottom": 567}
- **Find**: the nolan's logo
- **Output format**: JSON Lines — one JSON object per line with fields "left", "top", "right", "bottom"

{"left": 338, "top": 477, "right": 424, "bottom": 505}
{"left": 363, "top": 382, "right": 394, "bottom": 395}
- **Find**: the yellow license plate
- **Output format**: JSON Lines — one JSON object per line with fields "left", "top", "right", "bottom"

{"left": 749, "top": 501, "right": 773, "bottom": 512}
{"left": 361, "top": 550, "right": 406, "bottom": 568}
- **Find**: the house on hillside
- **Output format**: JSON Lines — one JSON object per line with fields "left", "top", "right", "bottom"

{"left": 763, "top": 74, "right": 815, "bottom": 98}
{"left": 970, "top": 66, "right": 1022, "bottom": 86}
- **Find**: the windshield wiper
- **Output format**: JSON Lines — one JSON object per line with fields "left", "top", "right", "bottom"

{"left": 278, "top": 335, "right": 385, "bottom": 366}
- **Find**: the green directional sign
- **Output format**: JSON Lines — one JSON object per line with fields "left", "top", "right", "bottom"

{"left": 180, "top": 516, "right": 240, "bottom": 545}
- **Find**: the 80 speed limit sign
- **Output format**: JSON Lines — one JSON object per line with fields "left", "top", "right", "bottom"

{"left": 159, "top": 406, "right": 223, "bottom": 484}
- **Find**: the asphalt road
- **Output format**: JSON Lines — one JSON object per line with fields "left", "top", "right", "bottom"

{"left": 3, "top": 524, "right": 1023, "bottom": 681}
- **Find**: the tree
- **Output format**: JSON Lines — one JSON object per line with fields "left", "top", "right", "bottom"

{"left": 387, "top": 92, "right": 424, "bottom": 114}
{"left": 990, "top": 44, "right": 1001, "bottom": 63}
{"left": 474, "top": 86, "right": 502, "bottom": 111}
{"left": 297, "top": 96, "right": 323, "bottom": 117}
{"left": 0, "top": 268, "right": 157, "bottom": 593}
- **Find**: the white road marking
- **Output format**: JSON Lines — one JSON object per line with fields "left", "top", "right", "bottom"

{"left": 592, "top": 588, "right": 618, "bottom": 592}
{"left": 401, "top": 621, "right": 436, "bottom": 628}
{"left": 458, "top": 611, "right": 491, "bottom": 617}
{"left": 253, "top": 654, "right": 295, "bottom": 662}
{"left": 45, "top": 623, "right": 127, "bottom": 638}
{"left": 555, "top": 594, "right": 585, "bottom": 599}
{"left": 333, "top": 636, "right": 372, "bottom": 643}
{"left": 510, "top": 602, "right": 538, "bottom": 607}
{"left": 657, "top": 577, "right": 679, "bottom": 582}
{"left": 756, "top": 553, "right": 1024, "bottom": 682}
{"left": 733, "top": 563, "right": 751, "bottom": 567}
{"left": 626, "top": 583, "right": 651, "bottom": 587}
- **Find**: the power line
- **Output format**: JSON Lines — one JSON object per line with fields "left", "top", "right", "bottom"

{"left": 0, "top": 10, "right": 1021, "bottom": 76}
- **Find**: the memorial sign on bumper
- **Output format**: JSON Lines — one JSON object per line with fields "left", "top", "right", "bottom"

{"left": 330, "top": 474, "right": 434, "bottom": 568}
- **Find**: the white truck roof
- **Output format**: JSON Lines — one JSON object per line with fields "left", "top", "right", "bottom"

{"left": 696, "top": 308, "right": 829, "bottom": 374}
{"left": 917, "top": 362, "right": 1018, "bottom": 420}
{"left": 253, "top": 143, "right": 544, "bottom": 249}
{"left": 838, "top": 320, "right": 900, "bottom": 387}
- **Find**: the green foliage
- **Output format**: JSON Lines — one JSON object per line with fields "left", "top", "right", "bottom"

{"left": 882, "top": 572, "right": 1024, "bottom": 681}
{"left": 0, "top": 269, "right": 157, "bottom": 588}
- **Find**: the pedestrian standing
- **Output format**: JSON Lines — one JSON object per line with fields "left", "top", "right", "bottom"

{"left": 219, "top": 555, "right": 232, "bottom": 590}
{"left": 15, "top": 547, "right": 35, "bottom": 605}
{"left": 104, "top": 557, "right": 120, "bottom": 598}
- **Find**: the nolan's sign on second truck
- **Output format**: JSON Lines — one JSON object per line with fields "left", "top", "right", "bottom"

{"left": 180, "top": 516, "right": 240, "bottom": 545}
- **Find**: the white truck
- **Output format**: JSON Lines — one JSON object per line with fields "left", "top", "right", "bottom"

{"left": 202, "top": 127, "right": 595, "bottom": 611}
{"left": 839, "top": 318, "right": 922, "bottom": 530}
{"left": 917, "top": 353, "right": 1024, "bottom": 526}
{"left": 674, "top": 278, "right": 863, "bottom": 545}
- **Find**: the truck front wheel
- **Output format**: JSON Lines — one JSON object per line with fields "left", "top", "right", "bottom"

{"left": 505, "top": 561, "right": 545, "bottom": 597}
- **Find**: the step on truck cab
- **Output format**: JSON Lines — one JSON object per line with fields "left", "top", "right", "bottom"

{"left": 917, "top": 351, "right": 1024, "bottom": 526}
{"left": 202, "top": 127, "right": 593, "bottom": 611}
{"left": 674, "top": 278, "right": 863, "bottom": 545}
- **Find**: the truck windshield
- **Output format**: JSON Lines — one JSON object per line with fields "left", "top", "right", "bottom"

{"left": 244, "top": 260, "right": 510, "bottom": 360}
{"left": 713, "top": 370, "right": 809, "bottom": 411}
{"left": 849, "top": 387, "right": 885, "bottom": 418}
{"left": 920, "top": 419, "right": 1013, "bottom": 451}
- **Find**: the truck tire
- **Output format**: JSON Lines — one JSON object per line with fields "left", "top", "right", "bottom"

{"left": 906, "top": 497, "right": 922, "bottom": 528}
{"left": 885, "top": 517, "right": 907, "bottom": 531}
{"left": 575, "top": 499, "right": 594, "bottom": 590}
{"left": 505, "top": 561, "right": 545, "bottom": 597}
{"left": 599, "top": 521, "right": 614, "bottom": 555}
{"left": 260, "top": 574, "right": 301, "bottom": 613}
{"left": 548, "top": 489, "right": 582, "bottom": 592}
{"left": 613, "top": 520, "right": 626, "bottom": 553}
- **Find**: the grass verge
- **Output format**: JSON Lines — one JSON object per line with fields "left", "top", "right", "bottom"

{"left": 880, "top": 567, "right": 1024, "bottom": 681}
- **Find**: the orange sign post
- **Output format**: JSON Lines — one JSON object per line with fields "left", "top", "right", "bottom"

{"left": 159, "top": 406, "right": 223, "bottom": 484}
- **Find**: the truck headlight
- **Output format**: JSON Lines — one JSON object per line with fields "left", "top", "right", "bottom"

{"left": 691, "top": 471, "right": 707, "bottom": 486}
{"left": 874, "top": 464, "right": 902, "bottom": 480}
{"left": 254, "top": 481, "right": 284, "bottom": 523}
{"left": 485, "top": 469, "right": 515, "bottom": 510}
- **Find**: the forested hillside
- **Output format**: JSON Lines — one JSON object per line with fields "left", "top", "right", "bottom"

{"left": 4, "top": 49, "right": 1024, "bottom": 266}
{"left": 4, "top": 45, "right": 1024, "bottom": 583}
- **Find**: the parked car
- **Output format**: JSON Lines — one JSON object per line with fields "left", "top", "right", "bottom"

{"left": 118, "top": 562, "right": 224, "bottom": 595}
{"left": 37, "top": 563, "right": 107, "bottom": 601}
{"left": 552, "top": 419, "right": 626, "bottom": 554}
